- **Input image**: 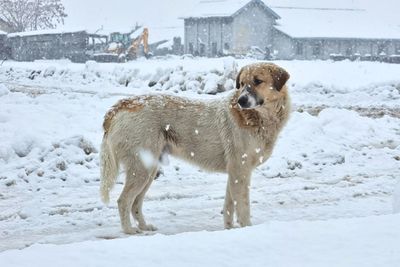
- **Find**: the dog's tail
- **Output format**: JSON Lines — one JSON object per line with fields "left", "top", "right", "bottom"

{"left": 100, "top": 134, "right": 119, "bottom": 204}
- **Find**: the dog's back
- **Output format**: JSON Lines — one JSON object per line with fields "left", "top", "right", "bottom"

{"left": 100, "top": 94, "right": 232, "bottom": 203}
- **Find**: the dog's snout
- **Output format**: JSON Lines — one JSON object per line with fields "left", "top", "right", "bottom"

{"left": 238, "top": 95, "right": 249, "bottom": 108}
{"left": 237, "top": 85, "right": 263, "bottom": 109}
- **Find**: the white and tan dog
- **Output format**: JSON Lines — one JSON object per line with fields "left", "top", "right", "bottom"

{"left": 100, "top": 62, "right": 291, "bottom": 234}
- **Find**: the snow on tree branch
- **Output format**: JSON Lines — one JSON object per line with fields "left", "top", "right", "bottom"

{"left": 0, "top": 0, "right": 67, "bottom": 33}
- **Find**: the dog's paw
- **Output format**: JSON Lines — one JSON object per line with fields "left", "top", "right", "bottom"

{"left": 224, "top": 222, "right": 235, "bottom": 230}
{"left": 139, "top": 224, "right": 158, "bottom": 231}
{"left": 238, "top": 220, "right": 252, "bottom": 228}
{"left": 123, "top": 227, "right": 142, "bottom": 235}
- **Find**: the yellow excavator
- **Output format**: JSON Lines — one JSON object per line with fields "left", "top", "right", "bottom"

{"left": 126, "top": 27, "right": 149, "bottom": 59}
{"left": 106, "top": 27, "right": 150, "bottom": 61}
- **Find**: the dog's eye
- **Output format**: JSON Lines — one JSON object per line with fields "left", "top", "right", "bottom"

{"left": 253, "top": 78, "right": 263, "bottom": 85}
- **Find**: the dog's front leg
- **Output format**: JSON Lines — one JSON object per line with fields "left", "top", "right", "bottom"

{"left": 226, "top": 167, "right": 252, "bottom": 228}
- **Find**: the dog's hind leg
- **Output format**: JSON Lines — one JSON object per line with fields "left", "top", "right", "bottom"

{"left": 118, "top": 165, "right": 150, "bottom": 235}
{"left": 131, "top": 167, "right": 158, "bottom": 231}
{"left": 223, "top": 182, "right": 235, "bottom": 229}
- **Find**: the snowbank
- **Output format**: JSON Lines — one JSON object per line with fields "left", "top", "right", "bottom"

{"left": 0, "top": 57, "right": 239, "bottom": 95}
{"left": 2, "top": 58, "right": 400, "bottom": 98}
{"left": 394, "top": 181, "right": 400, "bottom": 213}
{"left": 0, "top": 84, "right": 9, "bottom": 96}
{"left": 1, "top": 215, "right": 400, "bottom": 267}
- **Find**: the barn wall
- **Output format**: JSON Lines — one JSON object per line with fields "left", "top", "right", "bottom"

{"left": 231, "top": 2, "right": 275, "bottom": 55}
{"left": 272, "top": 30, "right": 294, "bottom": 59}
{"left": 184, "top": 17, "right": 233, "bottom": 56}
{"left": 291, "top": 39, "right": 400, "bottom": 60}
{"left": 0, "top": 34, "right": 8, "bottom": 58}
{"left": 8, "top": 32, "right": 89, "bottom": 62}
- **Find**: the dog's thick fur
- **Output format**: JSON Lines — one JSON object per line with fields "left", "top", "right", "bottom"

{"left": 100, "top": 63, "right": 291, "bottom": 234}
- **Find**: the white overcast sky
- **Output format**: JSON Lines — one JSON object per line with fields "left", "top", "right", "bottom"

{"left": 61, "top": 0, "right": 399, "bottom": 40}
{"left": 62, "top": 0, "right": 196, "bottom": 31}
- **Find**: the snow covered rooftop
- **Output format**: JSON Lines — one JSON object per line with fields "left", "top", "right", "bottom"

{"left": 7, "top": 28, "right": 108, "bottom": 38}
{"left": 183, "top": 0, "right": 280, "bottom": 18}
{"left": 274, "top": 7, "right": 400, "bottom": 40}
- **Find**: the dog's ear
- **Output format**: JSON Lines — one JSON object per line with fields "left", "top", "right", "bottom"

{"left": 269, "top": 65, "right": 290, "bottom": 91}
{"left": 235, "top": 68, "right": 243, "bottom": 89}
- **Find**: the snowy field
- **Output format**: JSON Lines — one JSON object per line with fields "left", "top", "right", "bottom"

{"left": 0, "top": 57, "right": 400, "bottom": 266}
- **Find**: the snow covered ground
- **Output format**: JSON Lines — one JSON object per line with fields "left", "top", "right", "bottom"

{"left": 1, "top": 214, "right": 400, "bottom": 267}
{"left": 0, "top": 57, "right": 399, "bottom": 265}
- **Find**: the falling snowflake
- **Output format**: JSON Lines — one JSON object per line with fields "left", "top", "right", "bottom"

{"left": 165, "top": 124, "right": 170, "bottom": 131}
{"left": 190, "top": 152, "right": 195, "bottom": 157}
{"left": 139, "top": 149, "right": 156, "bottom": 170}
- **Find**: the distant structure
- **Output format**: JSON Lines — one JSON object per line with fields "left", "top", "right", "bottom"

{"left": 2, "top": 27, "right": 183, "bottom": 62}
{"left": 0, "top": 31, "right": 7, "bottom": 59}
{"left": 153, "top": 37, "right": 184, "bottom": 56}
{"left": 183, "top": 0, "right": 280, "bottom": 57}
{"left": 183, "top": 0, "right": 400, "bottom": 61}
{"left": 6, "top": 30, "right": 108, "bottom": 62}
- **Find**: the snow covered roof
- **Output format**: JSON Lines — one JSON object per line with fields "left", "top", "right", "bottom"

{"left": 273, "top": 7, "right": 400, "bottom": 40}
{"left": 183, "top": 0, "right": 280, "bottom": 19}
{"left": 7, "top": 28, "right": 108, "bottom": 38}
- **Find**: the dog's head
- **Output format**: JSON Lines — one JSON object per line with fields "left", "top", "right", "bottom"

{"left": 235, "top": 63, "right": 290, "bottom": 109}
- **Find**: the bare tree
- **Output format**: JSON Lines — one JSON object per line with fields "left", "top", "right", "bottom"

{"left": 0, "top": 0, "right": 67, "bottom": 33}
